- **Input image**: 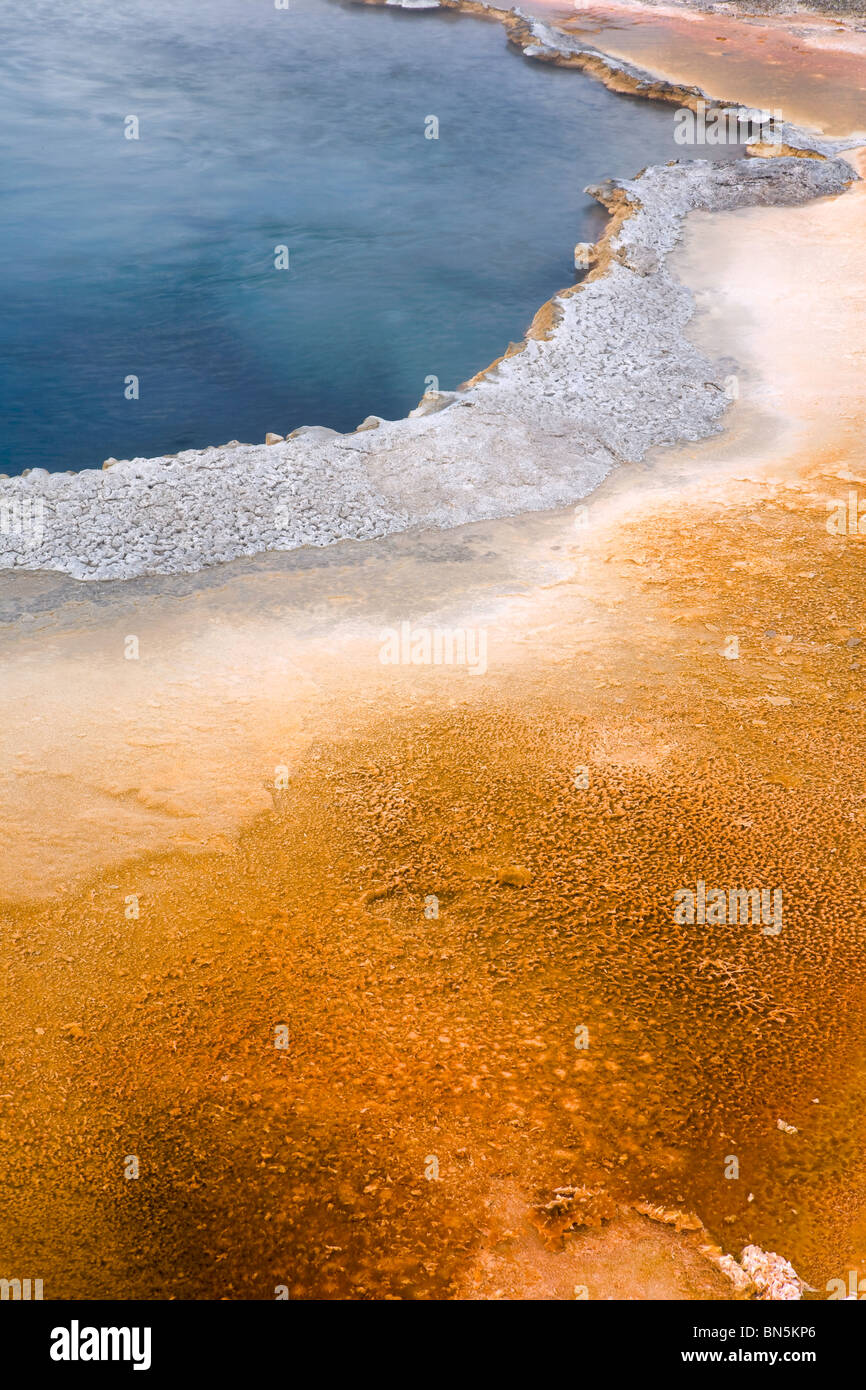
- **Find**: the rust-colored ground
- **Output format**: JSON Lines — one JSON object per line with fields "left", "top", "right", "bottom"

{"left": 4, "top": 406, "right": 866, "bottom": 1297}
{"left": 517, "top": 0, "right": 866, "bottom": 138}
{"left": 1, "top": 21, "right": 865, "bottom": 1301}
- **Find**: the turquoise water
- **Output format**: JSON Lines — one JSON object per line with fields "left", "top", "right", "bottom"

{"left": 0, "top": 0, "right": 737, "bottom": 474}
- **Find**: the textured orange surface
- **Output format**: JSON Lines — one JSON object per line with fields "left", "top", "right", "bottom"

{"left": 1, "top": 23, "right": 865, "bottom": 1300}
{"left": 557, "top": 2, "right": 866, "bottom": 137}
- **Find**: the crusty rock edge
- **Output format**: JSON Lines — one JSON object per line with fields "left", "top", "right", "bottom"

{"left": 0, "top": 4, "right": 859, "bottom": 581}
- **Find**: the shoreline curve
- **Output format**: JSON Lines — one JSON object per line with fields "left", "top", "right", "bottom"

{"left": 0, "top": 0, "right": 860, "bottom": 581}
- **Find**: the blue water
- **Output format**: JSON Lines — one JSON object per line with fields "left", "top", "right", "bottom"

{"left": 0, "top": 0, "right": 737, "bottom": 474}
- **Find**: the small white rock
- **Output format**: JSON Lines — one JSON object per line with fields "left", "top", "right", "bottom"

{"left": 740, "top": 1245, "right": 805, "bottom": 1300}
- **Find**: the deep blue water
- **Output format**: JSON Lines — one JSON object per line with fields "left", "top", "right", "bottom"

{"left": 0, "top": 0, "right": 735, "bottom": 474}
